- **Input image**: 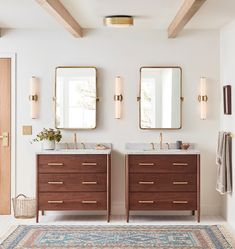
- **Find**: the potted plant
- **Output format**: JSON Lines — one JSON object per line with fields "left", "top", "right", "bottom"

{"left": 32, "top": 128, "right": 62, "bottom": 150}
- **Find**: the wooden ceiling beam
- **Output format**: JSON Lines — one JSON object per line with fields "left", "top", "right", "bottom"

{"left": 168, "top": 0, "right": 207, "bottom": 38}
{"left": 36, "top": 0, "right": 82, "bottom": 37}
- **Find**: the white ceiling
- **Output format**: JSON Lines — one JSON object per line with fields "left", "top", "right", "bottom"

{"left": 0, "top": 0, "right": 234, "bottom": 30}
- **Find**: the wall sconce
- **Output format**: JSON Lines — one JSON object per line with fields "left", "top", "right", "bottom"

{"left": 114, "top": 76, "right": 123, "bottom": 119}
{"left": 29, "top": 76, "right": 39, "bottom": 119}
{"left": 198, "top": 77, "right": 208, "bottom": 120}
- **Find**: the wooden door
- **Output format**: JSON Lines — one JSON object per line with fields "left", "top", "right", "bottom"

{"left": 0, "top": 58, "right": 11, "bottom": 214}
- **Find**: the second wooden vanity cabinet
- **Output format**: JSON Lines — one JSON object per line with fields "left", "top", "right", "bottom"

{"left": 36, "top": 153, "right": 111, "bottom": 222}
{"left": 125, "top": 153, "right": 200, "bottom": 222}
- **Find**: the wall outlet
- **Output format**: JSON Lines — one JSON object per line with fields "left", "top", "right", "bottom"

{"left": 22, "top": 125, "right": 32, "bottom": 135}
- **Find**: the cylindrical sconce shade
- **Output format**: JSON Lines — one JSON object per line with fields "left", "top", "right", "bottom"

{"left": 199, "top": 77, "right": 207, "bottom": 120}
{"left": 114, "top": 76, "right": 123, "bottom": 119}
{"left": 29, "top": 76, "right": 39, "bottom": 119}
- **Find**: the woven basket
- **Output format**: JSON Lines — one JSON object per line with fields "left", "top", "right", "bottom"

{"left": 12, "top": 194, "right": 36, "bottom": 218}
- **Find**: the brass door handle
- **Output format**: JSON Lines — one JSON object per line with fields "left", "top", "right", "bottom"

{"left": 138, "top": 200, "right": 154, "bottom": 204}
{"left": 0, "top": 132, "right": 9, "bottom": 147}
{"left": 138, "top": 181, "right": 155, "bottom": 185}
{"left": 81, "top": 200, "right": 97, "bottom": 204}
{"left": 48, "top": 181, "right": 64, "bottom": 185}
{"left": 82, "top": 181, "right": 98, "bottom": 185}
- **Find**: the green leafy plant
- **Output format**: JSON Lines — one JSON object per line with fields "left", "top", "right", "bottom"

{"left": 32, "top": 128, "right": 62, "bottom": 143}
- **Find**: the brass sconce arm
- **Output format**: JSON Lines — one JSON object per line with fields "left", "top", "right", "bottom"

{"left": 29, "top": 95, "right": 38, "bottom": 101}
{"left": 198, "top": 95, "right": 208, "bottom": 102}
{"left": 114, "top": 94, "right": 123, "bottom": 101}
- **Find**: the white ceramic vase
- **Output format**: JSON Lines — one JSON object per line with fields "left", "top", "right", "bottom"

{"left": 43, "top": 140, "right": 55, "bottom": 150}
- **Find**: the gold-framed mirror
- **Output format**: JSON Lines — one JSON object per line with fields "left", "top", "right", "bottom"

{"left": 55, "top": 66, "right": 97, "bottom": 130}
{"left": 139, "top": 66, "right": 182, "bottom": 130}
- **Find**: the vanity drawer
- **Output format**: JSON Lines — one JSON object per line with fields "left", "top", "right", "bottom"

{"left": 129, "top": 173, "right": 196, "bottom": 192}
{"left": 39, "top": 192, "right": 107, "bottom": 210}
{"left": 129, "top": 192, "right": 197, "bottom": 211}
{"left": 128, "top": 155, "right": 197, "bottom": 173}
{"left": 38, "top": 155, "right": 107, "bottom": 173}
{"left": 38, "top": 173, "right": 107, "bottom": 192}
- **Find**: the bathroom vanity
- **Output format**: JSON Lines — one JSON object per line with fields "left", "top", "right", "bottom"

{"left": 125, "top": 148, "right": 200, "bottom": 222}
{"left": 36, "top": 148, "right": 111, "bottom": 222}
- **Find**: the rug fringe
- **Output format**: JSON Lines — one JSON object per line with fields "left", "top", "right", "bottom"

{"left": 218, "top": 224, "right": 235, "bottom": 248}
{"left": 0, "top": 224, "right": 18, "bottom": 244}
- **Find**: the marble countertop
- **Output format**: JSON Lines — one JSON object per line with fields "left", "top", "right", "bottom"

{"left": 36, "top": 149, "right": 111, "bottom": 155}
{"left": 37, "top": 142, "right": 112, "bottom": 155}
{"left": 125, "top": 149, "right": 200, "bottom": 155}
{"left": 125, "top": 143, "right": 199, "bottom": 155}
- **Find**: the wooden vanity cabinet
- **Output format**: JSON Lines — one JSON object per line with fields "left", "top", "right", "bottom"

{"left": 36, "top": 154, "right": 111, "bottom": 222}
{"left": 125, "top": 154, "right": 200, "bottom": 222}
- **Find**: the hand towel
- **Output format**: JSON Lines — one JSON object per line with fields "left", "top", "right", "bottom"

{"left": 216, "top": 132, "right": 232, "bottom": 194}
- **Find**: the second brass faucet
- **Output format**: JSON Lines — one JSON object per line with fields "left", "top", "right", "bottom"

{"left": 74, "top": 133, "right": 78, "bottom": 149}
{"left": 160, "top": 132, "right": 163, "bottom": 150}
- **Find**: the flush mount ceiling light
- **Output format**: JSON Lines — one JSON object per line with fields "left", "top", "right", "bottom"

{"left": 104, "top": 15, "right": 134, "bottom": 27}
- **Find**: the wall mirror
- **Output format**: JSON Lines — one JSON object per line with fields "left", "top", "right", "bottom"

{"left": 55, "top": 67, "right": 97, "bottom": 129}
{"left": 139, "top": 67, "right": 182, "bottom": 129}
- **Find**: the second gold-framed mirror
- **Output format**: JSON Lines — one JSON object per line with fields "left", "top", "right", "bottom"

{"left": 139, "top": 66, "right": 182, "bottom": 130}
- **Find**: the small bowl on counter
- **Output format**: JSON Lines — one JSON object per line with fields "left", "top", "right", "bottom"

{"left": 181, "top": 143, "right": 190, "bottom": 150}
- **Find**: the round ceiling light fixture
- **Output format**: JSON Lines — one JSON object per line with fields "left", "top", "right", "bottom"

{"left": 104, "top": 15, "right": 134, "bottom": 27}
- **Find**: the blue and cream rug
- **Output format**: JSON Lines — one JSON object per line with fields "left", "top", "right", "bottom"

{"left": 0, "top": 225, "right": 234, "bottom": 248}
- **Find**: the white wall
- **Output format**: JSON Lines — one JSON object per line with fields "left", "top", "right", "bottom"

{"left": 0, "top": 28, "right": 221, "bottom": 215}
{"left": 220, "top": 19, "right": 235, "bottom": 227}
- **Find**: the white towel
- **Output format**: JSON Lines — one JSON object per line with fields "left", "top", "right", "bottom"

{"left": 216, "top": 132, "right": 232, "bottom": 194}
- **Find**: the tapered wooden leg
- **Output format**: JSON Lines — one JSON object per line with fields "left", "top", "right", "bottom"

{"left": 107, "top": 209, "right": 110, "bottom": 223}
{"left": 126, "top": 210, "right": 129, "bottom": 223}
{"left": 36, "top": 211, "right": 39, "bottom": 223}
{"left": 197, "top": 210, "right": 200, "bottom": 223}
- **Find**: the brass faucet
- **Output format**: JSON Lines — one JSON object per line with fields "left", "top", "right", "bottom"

{"left": 73, "top": 133, "right": 78, "bottom": 149}
{"left": 165, "top": 142, "right": 170, "bottom": 150}
{"left": 65, "top": 142, "right": 69, "bottom": 150}
{"left": 160, "top": 132, "right": 163, "bottom": 150}
{"left": 150, "top": 142, "right": 155, "bottom": 150}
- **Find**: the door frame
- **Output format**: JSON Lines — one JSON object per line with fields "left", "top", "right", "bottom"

{"left": 0, "top": 53, "right": 16, "bottom": 211}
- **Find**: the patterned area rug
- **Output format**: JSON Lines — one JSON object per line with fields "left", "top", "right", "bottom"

{"left": 0, "top": 225, "right": 234, "bottom": 249}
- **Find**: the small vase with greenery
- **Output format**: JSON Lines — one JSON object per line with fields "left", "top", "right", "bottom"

{"left": 32, "top": 128, "right": 62, "bottom": 150}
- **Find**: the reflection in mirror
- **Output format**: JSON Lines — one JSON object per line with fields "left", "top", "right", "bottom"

{"left": 55, "top": 67, "right": 97, "bottom": 129}
{"left": 140, "top": 67, "right": 182, "bottom": 129}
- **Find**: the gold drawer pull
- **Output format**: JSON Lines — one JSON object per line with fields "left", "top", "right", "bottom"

{"left": 139, "top": 181, "right": 155, "bottom": 185}
{"left": 48, "top": 200, "right": 64, "bottom": 204}
{"left": 138, "top": 200, "right": 154, "bottom": 204}
{"left": 82, "top": 181, "right": 97, "bottom": 185}
{"left": 173, "top": 201, "right": 188, "bottom": 204}
{"left": 173, "top": 163, "right": 188, "bottom": 166}
{"left": 48, "top": 163, "right": 64, "bottom": 166}
{"left": 48, "top": 181, "right": 64, "bottom": 185}
{"left": 82, "top": 162, "right": 97, "bottom": 166}
{"left": 173, "top": 181, "right": 188, "bottom": 185}
{"left": 139, "top": 163, "right": 155, "bottom": 166}
{"left": 82, "top": 200, "right": 97, "bottom": 204}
